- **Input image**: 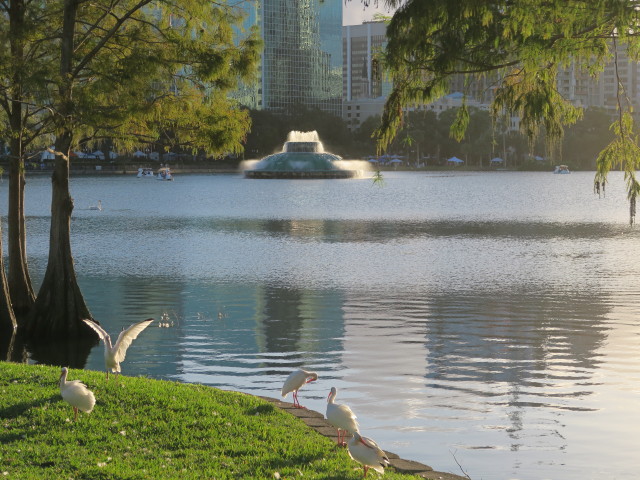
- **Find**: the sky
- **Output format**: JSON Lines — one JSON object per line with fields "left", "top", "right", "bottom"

{"left": 342, "top": 1, "right": 396, "bottom": 26}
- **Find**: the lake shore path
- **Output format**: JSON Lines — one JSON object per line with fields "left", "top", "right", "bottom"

{"left": 260, "top": 395, "right": 468, "bottom": 480}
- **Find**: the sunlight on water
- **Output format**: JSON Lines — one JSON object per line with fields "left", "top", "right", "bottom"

{"left": 3, "top": 171, "right": 640, "bottom": 480}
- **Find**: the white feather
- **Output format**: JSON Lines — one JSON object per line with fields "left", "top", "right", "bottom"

{"left": 348, "top": 432, "right": 390, "bottom": 475}
{"left": 326, "top": 387, "right": 359, "bottom": 440}
{"left": 83, "top": 318, "right": 153, "bottom": 376}
{"left": 281, "top": 369, "right": 317, "bottom": 398}
{"left": 59, "top": 367, "right": 96, "bottom": 419}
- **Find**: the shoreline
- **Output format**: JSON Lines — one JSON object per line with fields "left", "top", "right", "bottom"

{"left": 9, "top": 161, "right": 572, "bottom": 178}
{"left": 260, "top": 395, "right": 468, "bottom": 480}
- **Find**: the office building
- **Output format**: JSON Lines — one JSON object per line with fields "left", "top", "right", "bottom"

{"left": 237, "top": 0, "right": 342, "bottom": 117}
{"left": 342, "top": 21, "right": 390, "bottom": 130}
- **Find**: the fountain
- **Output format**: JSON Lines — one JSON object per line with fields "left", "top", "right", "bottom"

{"left": 244, "top": 131, "right": 361, "bottom": 179}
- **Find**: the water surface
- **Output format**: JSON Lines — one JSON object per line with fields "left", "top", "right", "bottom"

{"left": 4, "top": 170, "right": 640, "bottom": 480}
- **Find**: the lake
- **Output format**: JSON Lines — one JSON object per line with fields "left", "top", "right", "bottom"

{"left": 2, "top": 169, "right": 639, "bottom": 480}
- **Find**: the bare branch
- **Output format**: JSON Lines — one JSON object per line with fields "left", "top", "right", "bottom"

{"left": 450, "top": 449, "right": 472, "bottom": 480}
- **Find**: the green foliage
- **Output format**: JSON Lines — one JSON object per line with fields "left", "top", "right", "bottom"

{"left": 3, "top": 0, "right": 263, "bottom": 157}
{"left": 378, "top": 0, "right": 640, "bottom": 221}
{"left": 0, "top": 1, "right": 60, "bottom": 154}
{"left": 595, "top": 111, "right": 640, "bottom": 223}
{"left": 0, "top": 362, "right": 421, "bottom": 479}
{"left": 450, "top": 103, "right": 470, "bottom": 142}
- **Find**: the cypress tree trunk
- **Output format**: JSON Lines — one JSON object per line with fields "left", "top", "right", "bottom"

{"left": 7, "top": 0, "right": 36, "bottom": 315}
{"left": 23, "top": 0, "right": 96, "bottom": 339}
{"left": 8, "top": 140, "right": 36, "bottom": 315}
{"left": 0, "top": 221, "right": 18, "bottom": 334}
{"left": 24, "top": 137, "right": 94, "bottom": 338}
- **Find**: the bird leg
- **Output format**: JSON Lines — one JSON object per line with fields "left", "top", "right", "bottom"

{"left": 73, "top": 407, "right": 78, "bottom": 421}
{"left": 363, "top": 465, "right": 369, "bottom": 478}
{"left": 293, "top": 393, "right": 307, "bottom": 409}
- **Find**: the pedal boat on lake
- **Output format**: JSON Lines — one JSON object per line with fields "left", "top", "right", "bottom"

{"left": 137, "top": 167, "right": 154, "bottom": 178}
{"left": 157, "top": 167, "right": 173, "bottom": 181}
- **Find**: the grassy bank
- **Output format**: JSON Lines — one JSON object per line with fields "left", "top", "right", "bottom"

{"left": 0, "top": 362, "right": 422, "bottom": 479}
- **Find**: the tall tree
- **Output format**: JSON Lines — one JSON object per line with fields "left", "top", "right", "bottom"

{"left": 22, "top": 0, "right": 261, "bottom": 338}
{"left": 378, "top": 0, "right": 640, "bottom": 222}
{"left": 0, "top": 1, "right": 57, "bottom": 315}
{"left": 0, "top": 220, "right": 17, "bottom": 334}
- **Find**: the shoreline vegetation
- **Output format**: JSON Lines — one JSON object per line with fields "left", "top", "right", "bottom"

{"left": 0, "top": 362, "right": 466, "bottom": 480}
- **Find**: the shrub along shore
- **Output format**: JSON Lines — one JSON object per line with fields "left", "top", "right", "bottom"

{"left": 0, "top": 362, "right": 465, "bottom": 480}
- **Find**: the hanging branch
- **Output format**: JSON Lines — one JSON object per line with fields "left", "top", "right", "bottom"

{"left": 595, "top": 36, "right": 640, "bottom": 224}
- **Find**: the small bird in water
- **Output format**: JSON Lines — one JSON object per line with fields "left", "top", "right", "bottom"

{"left": 326, "top": 386, "right": 359, "bottom": 446}
{"left": 347, "top": 431, "right": 390, "bottom": 478}
{"left": 83, "top": 318, "right": 154, "bottom": 379}
{"left": 281, "top": 369, "right": 318, "bottom": 409}
{"left": 59, "top": 367, "right": 96, "bottom": 421}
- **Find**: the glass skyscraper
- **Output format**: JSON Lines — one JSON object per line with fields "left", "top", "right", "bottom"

{"left": 236, "top": 0, "right": 342, "bottom": 117}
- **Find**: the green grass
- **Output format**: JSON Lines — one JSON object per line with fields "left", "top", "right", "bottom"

{"left": 0, "top": 362, "right": 422, "bottom": 479}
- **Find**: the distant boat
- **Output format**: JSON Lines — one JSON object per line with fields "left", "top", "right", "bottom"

{"left": 157, "top": 167, "right": 173, "bottom": 181}
{"left": 554, "top": 165, "right": 570, "bottom": 174}
{"left": 137, "top": 167, "right": 154, "bottom": 178}
{"left": 89, "top": 200, "right": 102, "bottom": 211}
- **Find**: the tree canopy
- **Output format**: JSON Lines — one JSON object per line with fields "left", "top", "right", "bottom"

{"left": 0, "top": 0, "right": 262, "bottom": 338}
{"left": 378, "top": 0, "right": 640, "bottom": 223}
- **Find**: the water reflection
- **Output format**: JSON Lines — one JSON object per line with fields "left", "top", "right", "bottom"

{"left": 2, "top": 172, "right": 639, "bottom": 480}
{"left": 23, "top": 335, "right": 97, "bottom": 369}
{"left": 0, "top": 328, "right": 26, "bottom": 363}
{"left": 60, "top": 216, "right": 637, "bottom": 244}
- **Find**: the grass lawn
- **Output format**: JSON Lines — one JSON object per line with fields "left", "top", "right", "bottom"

{"left": 0, "top": 362, "right": 423, "bottom": 479}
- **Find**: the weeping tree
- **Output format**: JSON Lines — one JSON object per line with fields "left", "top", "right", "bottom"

{"left": 377, "top": 0, "right": 640, "bottom": 223}
{"left": 22, "top": 0, "right": 261, "bottom": 338}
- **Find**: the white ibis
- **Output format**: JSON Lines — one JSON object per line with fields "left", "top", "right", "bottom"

{"left": 59, "top": 367, "right": 96, "bottom": 421}
{"left": 83, "top": 318, "right": 154, "bottom": 379}
{"left": 326, "top": 386, "right": 359, "bottom": 446}
{"left": 281, "top": 369, "right": 318, "bottom": 408}
{"left": 347, "top": 432, "right": 390, "bottom": 478}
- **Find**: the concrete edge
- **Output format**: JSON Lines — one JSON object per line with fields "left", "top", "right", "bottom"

{"left": 257, "top": 395, "right": 468, "bottom": 480}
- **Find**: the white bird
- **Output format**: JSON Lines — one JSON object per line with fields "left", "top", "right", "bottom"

{"left": 59, "top": 367, "right": 96, "bottom": 421}
{"left": 89, "top": 200, "right": 102, "bottom": 211}
{"left": 326, "top": 386, "right": 359, "bottom": 446}
{"left": 83, "top": 318, "right": 154, "bottom": 379}
{"left": 347, "top": 431, "right": 390, "bottom": 478}
{"left": 281, "top": 369, "right": 318, "bottom": 408}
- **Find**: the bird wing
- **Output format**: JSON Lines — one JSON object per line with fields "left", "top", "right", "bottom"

{"left": 82, "top": 319, "right": 111, "bottom": 345}
{"left": 327, "top": 403, "right": 359, "bottom": 433}
{"left": 113, "top": 318, "right": 154, "bottom": 363}
{"left": 62, "top": 381, "right": 96, "bottom": 413}
{"left": 281, "top": 369, "right": 304, "bottom": 397}
{"left": 360, "top": 435, "right": 385, "bottom": 456}
{"left": 336, "top": 404, "right": 357, "bottom": 419}
{"left": 338, "top": 404, "right": 359, "bottom": 430}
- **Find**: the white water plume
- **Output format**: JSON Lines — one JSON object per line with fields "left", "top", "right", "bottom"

{"left": 286, "top": 130, "right": 324, "bottom": 152}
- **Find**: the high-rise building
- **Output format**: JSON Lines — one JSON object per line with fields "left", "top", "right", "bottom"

{"left": 236, "top": 0, "right": 342, "bottom": 117}
{"left": 342, "top": 21, "right": 390, "bottom": 130}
